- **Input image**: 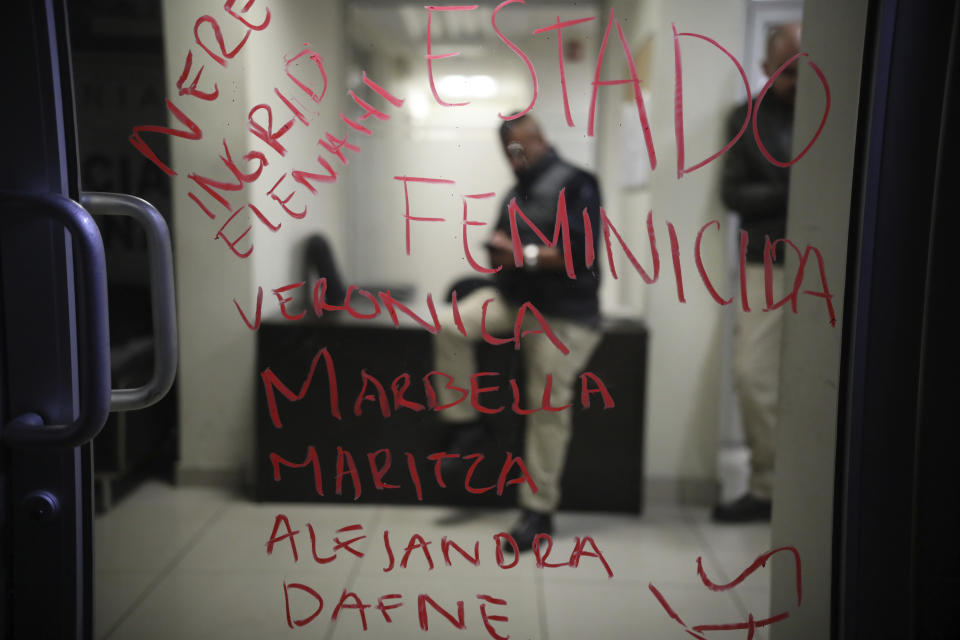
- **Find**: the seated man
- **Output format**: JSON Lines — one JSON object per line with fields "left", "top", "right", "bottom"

{"left": 434, "top": 113, "right": 602, "bottom": 548}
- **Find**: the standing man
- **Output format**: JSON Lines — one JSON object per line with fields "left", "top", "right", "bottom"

{"left": 434, "top": 113, "right": 602, "bottom": 547}
{"left": 715, "top": 23, "right": 801, "bottom": 522}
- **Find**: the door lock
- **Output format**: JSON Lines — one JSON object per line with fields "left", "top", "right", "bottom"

{"left": 21, "top": 490, "right": 60, "bottom": 523}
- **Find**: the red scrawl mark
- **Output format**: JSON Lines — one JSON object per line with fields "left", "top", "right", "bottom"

{"left": 649, "top": 546, "right": 801, "bottom": 639}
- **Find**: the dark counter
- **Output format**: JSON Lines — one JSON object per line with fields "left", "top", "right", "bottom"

{"left": 254, "top": 317, "right": 647, "bottom": 512}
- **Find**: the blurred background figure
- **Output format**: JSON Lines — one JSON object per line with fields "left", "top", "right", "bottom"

{"left": 714, "top": 22, "right": 801, "bottom": 523}
{"left": 433, "top": 113, "right": 602, "bottom": 548}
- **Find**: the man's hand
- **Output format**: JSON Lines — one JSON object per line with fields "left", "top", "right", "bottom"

{"left": 486, "top": 230, "right": 517, "bottom": 269}
{"left": 486, "top": 230, "right": 565, "bottom": 271}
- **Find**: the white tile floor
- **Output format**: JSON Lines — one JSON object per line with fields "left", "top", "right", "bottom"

{"left": 95, "top": 480, "right": 773, "bottom": 640}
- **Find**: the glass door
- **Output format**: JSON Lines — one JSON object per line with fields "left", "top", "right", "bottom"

{"left": 1, "top": 3, "right": 107, "bottom": 637}
{"left": 1, "top": 3, "right": 176, "bottom": 638}
{"left": 5, "top": 0, "right": 957, "bottom": 638}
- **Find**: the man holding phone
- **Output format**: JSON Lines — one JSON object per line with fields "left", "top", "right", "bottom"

{"left": 434, "top": 113, "right": 603, "bottom": 548}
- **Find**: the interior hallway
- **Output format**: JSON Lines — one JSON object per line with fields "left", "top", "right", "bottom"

{"left": 95, "top": 479, "right": 773, "bottom": 640}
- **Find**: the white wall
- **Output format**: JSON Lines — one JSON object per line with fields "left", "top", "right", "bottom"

{"left": 162, "top": 0, "right": 346, "bottom": 482}
{"left": 247, "top": 2, "right": 347, "bottom": 297}
{"left": 636, "top": 0, "right": 749, "bottom": 500}
{"left": 162, "top": 0, "right": 253, "bottom": 483}
{"left": 594, "top": 0, "right": 655, "bottom": 318}
{"left": 770, "top": 0, "right": 868, "bottom": 635}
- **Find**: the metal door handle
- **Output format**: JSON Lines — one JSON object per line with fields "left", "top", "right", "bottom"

{"left": 1, "top": 192, "right": 111, "bottom": 447}
{"left": 80, "top": 192, "right": 178, "bottom": 412}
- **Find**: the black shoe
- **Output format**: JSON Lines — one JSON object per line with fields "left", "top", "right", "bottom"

{"left": 505, "top": 509, "right": 553, "bottom": 551}
{"left": 711, "top": 494, "right": 772, "bottom": 523}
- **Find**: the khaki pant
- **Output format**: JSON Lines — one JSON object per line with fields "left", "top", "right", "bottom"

{"left": 733, "top": 264, "right": 785, "bottom": 500}
{"left": 434, "top": 287, "right": 600, "bottom": 513}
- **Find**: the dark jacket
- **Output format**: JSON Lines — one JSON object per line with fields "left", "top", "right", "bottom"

{"left": 493, "top": 149, "right": 601, "bottom": 324}
{"left": 721, "top": 91, "right": 794, "bottom": 263}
